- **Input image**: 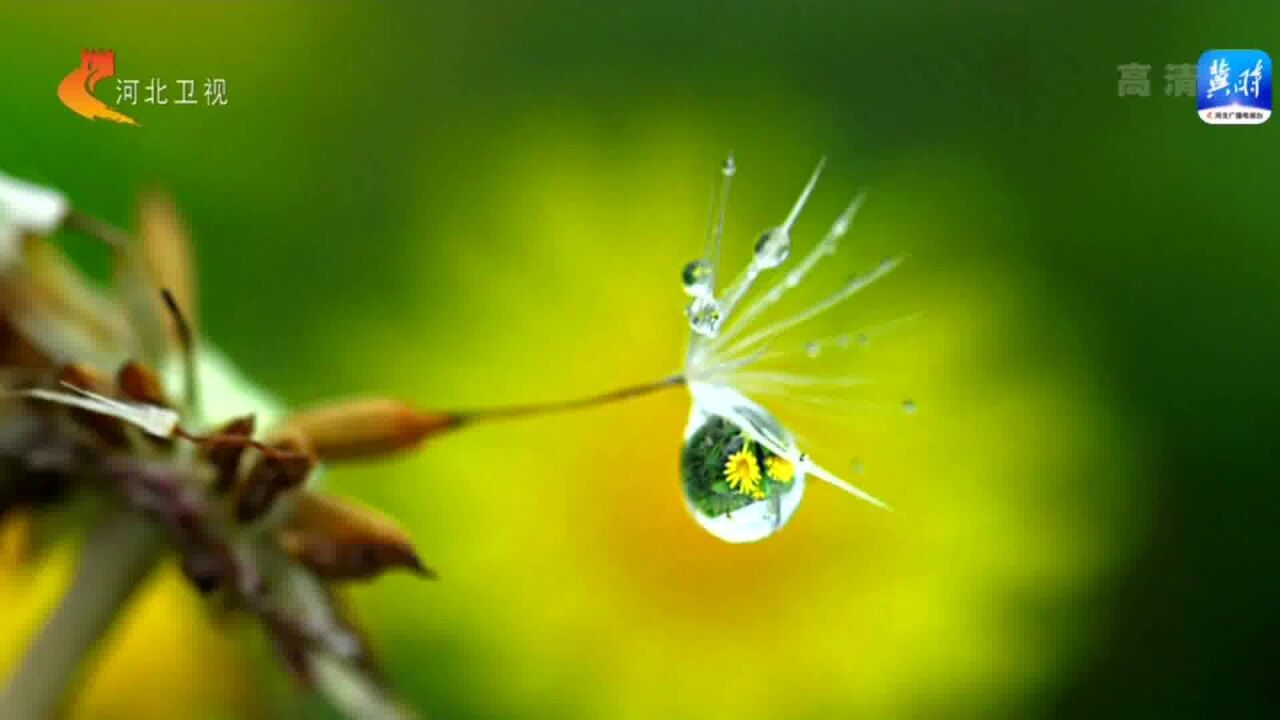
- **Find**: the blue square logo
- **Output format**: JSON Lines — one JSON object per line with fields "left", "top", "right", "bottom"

{"left": 1198, "top": 50, "right": 1271, "bottom": 124}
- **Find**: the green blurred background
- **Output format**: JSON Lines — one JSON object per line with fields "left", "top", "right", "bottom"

{"left": 2, "top": 1, "right": 1278, "bottom": 718}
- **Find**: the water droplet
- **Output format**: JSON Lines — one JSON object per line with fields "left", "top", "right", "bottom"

{"left": 722, "top": 154, "right": 736, "bottom": 177}
{"left": 850, "top": 458, "right": 864, "bottom": 475}
{"left": 681, "top": 259, "right": 713, "bottom": 297}
{"left": 804, "top": 341, "right": 821, "bottom": 358}
{"left": 835, "top": 334, "right": 851, "bottom": 348}
{"left": 856, "top": 332, "right": 870, "bottom": 347}
{"left": 901, "top": 399, "right": 917, "bottom": 415}
{"left": 753, "top": 228, "right": 790, "bottom": 269}
{"left": 686, "top": 295, "right": 723, "bottom": 338}
{"left": 681, "top": 412, "right": 805, "bottom": 543}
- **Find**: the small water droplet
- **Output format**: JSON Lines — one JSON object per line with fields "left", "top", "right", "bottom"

{"left": 835, "top": 334, "right": 851, "bottom": 348}
{"left": 722, "top": 154, "right": 736, "bottom": 177}
{"left": 753, "top": 228, "right": 790, "bottom": 269}
{"left": 681, "top": 259, "right": 713, "bottom": 297}
{"left": 857, "top": 332, "right": 870, "bottom": 347}
{"left": 686, "top": 295, "right": 723, "bottom": 338}
{"left": 850, "top": 458, "right": 864, "bottom": 475}
{"left": 901, "top": 399, "right": 917, "bottom": 415}
{"left": 805, "top": 342, "right": 821, "bottom": 358}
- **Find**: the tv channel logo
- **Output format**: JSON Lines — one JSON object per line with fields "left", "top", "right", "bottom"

{"left": 1197, "top": 50, "right": 1271, "bottom": 125}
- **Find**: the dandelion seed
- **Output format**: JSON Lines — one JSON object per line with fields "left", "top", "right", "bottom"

{"left": 678, "top": 156, "right": 900, "bottom": 542}
{"left": 289, "top": 157, "right": 907, "bottom": 546}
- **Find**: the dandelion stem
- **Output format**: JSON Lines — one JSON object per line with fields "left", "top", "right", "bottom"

{"left": 0, "top": 508, "right": 162, "bottom": 720}
{"left": 454, "top": 375, "right": 685, "bottom": 424}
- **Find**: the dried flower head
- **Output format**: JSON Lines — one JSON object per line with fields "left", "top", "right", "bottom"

{"left": 0, "top": 171, "right": 456, "bottom": 719}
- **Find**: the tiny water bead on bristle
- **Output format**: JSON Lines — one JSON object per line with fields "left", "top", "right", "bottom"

{"left": 901, "top": 399, "right": 917, "bottom": 415}
{"left": 753, "top": 228, "right": 791, "bottom": 269}
{"left": 680, "top": 413, "right": 805, "bottom": 543}
{"left": 686, "top": 295, "right": 723, "bottom": 338}
{"left": 681, "top": 259, "right": 713, "bottom": 297}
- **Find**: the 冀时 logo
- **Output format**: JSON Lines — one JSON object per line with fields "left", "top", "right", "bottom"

{"left": 58, "top": 49, "right": 139, "bottom": 126}
{"left": 1197, "top": 49, "right": 1271, "bottom": 125}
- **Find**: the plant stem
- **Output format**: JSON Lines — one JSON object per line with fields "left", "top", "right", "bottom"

{"left": 453, "top": 374, "right": 685, "bottom": 425}
{"left": 0, "top": 508, "right": 162, "bottom": 720}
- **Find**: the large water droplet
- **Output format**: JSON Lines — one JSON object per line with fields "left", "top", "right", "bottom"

{"left": 753, "top": 228, "right": 791, "bottom": 269}
{"left": 680, "top": 413, "right": 805, "bottom": 543}
{"left": 681, "top": 259, "right": 713, "bottom": 297}
{"left": 686, "top": 295, "right": 723, "bottom": 338}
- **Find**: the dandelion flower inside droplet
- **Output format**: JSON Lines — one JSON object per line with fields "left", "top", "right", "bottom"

{"left": 680, "top": 404, "right": 806, "bottom": 543}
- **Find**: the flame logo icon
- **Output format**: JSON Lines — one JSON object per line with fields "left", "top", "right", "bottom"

{"left": 57, "top": 49, "right": 138, "bottom": 126}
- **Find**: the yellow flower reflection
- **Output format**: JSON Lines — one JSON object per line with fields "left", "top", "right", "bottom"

{"left": 723, "top": 447, "right": 762, "bottom": 497}
{"left": 764, "top": 456, "right": 795, "bottom": 484}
